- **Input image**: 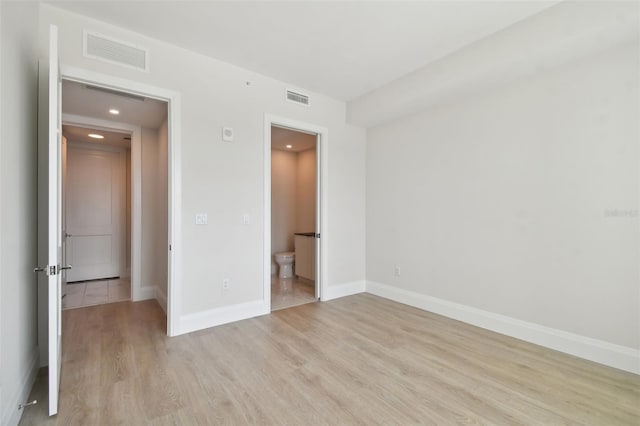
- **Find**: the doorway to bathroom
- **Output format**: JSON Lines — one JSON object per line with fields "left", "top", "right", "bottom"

{"left": 267, "top": 120, "right": 323, "bottom": 311}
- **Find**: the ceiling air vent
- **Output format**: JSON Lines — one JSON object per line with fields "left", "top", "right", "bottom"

{"left": 84, "top": 31, "right": 149, "bottom": 72}
{"left": 286, "top": 89, "right": 310, "bottom": 106}
{"left": 84, "top": 85, "right": 146, "bottom": 102}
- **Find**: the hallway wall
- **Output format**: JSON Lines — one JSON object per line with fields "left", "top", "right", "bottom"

{"left": 141, "top": 125, "right": 168, "bottom": 302}
{"left": 155, "top": 119, "right": 169, "bottom": 307}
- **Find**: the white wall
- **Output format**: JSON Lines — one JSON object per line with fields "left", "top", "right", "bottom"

{"left": 141, "top": 126, "right": 168, "bottom": 296}
{"left": 1, "top": 0, "right": 3, "bottom": 415}
{"left": 0, "top": 2, "right": 40, "bottom": 425}
{"left": 36, "top": 3, "right": 366, "bottom": 321}
{"left": 366, "top": 40, "right": 639, "bottom": 352}
{"left": 156, "top": 119, "right": 169, "bottom": 302}
{"left": 296, "top": 148, "right": 316, "bottom": 233}
{"left": 140, "top": 127, "right": 158, "bottom": 292}
{"left": 271, "top": 149, "right": 297, "bottom": 259}
{"left": 125, "top": 149, "right": 131, "bottom": 275}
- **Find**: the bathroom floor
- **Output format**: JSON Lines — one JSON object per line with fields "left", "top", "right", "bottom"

{"left": 271, "top": 276, "right": 317, "bottom": 311}
{"left": 62, "top": 277, "right": 131, "bottom": 310}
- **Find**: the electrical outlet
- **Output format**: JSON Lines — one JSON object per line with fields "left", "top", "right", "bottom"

{"left": 243, "top": 214, "right": 250, "bottom": 225}
{"left": 195, "top": 213, "right": 208, "bottom": 225}
{"left": 222, "top": 278, "right": 230, "bottom": 290}
{"left": 394, "top": 266, "right": 401, "bottom": 277}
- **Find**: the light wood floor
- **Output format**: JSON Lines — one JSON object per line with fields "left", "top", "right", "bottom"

{"left": 20, "top": 294, "right": 639, "bottom": 425}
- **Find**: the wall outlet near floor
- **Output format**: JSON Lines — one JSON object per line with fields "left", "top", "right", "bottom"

{"left": 394, "top": 266, "right": 401, "bottom": 277}
{"left": 222, "top": 278, "right": 230, "bottom": 290}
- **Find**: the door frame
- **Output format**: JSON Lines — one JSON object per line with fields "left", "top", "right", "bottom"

{"left": 60, "top": 65, "right": 182, "bottom": 336}
{"left": 263, "top": 114, "right": 328, "bottom": 310}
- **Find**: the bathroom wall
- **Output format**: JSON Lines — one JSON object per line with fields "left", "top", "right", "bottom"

{"left": 296, "top": 148, "right": 316, "bottom": 233}
{"left": 271, "top": 146, "right": 317, "bottom": 273}
{"left": 271, "top": 149, "right": 297, "bottom": 262}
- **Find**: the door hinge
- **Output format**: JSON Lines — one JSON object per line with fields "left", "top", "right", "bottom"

{"left": 169, "top": 244, "right": 172, "bottom": 251}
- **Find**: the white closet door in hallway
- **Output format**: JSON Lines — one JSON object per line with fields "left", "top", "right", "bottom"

{"left": 65, "top": 144, "right": 125, "bottom": 282}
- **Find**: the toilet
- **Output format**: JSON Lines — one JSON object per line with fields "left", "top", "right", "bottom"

{"left": 274, "top": 252, "right": 295, "bottom": 279}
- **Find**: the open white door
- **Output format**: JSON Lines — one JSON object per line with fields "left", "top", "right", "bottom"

{"left": 36, "top": 24, "right": 63, "bottom": 417}
{"left": 47, "top": 24, "right": 63, "bottom": 417}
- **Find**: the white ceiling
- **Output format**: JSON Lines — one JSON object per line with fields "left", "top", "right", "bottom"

{"left": 48, "top": 1, "right": 557, "bottom": 101}
{"left": 271, "top": 126, "right": 316, "bottom": 153}
{"left": 62, "top": 80, "right": 168, "bottom": 128}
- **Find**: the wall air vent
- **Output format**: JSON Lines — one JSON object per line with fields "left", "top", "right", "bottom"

{"left": 286, "top": 89, "right": 310, "bottom": 106}
{"left": 84, "top": 31, "right": 149, "bottom": 72}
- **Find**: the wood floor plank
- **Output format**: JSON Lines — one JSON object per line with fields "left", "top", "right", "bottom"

{"left": 19, "top": 296, "right": 640, "bottom": 425}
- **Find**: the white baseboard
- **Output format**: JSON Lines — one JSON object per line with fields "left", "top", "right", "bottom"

{"left": 155, "top": 286, "right": 167, "bottom": 314}
{"left": 366, "top": 281, "right": 640, "bottom": 375}
{"left": 2, "top": 348, "right": 39, "bottom": 426}
{"left": 322, "top": 280, "right": 366, "bottom": 301}
{"left": 136, "top": 285, "right": 156, "bottom": 302}
{"left": 179, "top": 300, "right": 269, "bottom": 335}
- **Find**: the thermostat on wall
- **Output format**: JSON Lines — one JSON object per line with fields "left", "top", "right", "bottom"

{"left": 222, "top": 127, "right": 234, "bottom": 142}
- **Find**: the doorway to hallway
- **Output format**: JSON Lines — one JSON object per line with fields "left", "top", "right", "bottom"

{"left": 61, "top": 124, "right": 132, "bottom": 309}
{"left": 59, "top": 80, "right": 169, "bottom": 311}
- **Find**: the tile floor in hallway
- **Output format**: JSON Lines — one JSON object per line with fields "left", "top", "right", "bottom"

{"left": 271, "top": 275, "right": 317, "bottom": 311}
{"left": 62, "top": 278, "right": 130, "bottom": 310}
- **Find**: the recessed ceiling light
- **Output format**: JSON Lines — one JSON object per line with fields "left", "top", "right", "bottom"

{"left": 286, "top": 144, "right": 292, "bottom": 149}
{"left": 88, "top": 133, "right": 104, "bottom": 139}
{"left": 109, "top": 109, "right": 120, "bottom": 115}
